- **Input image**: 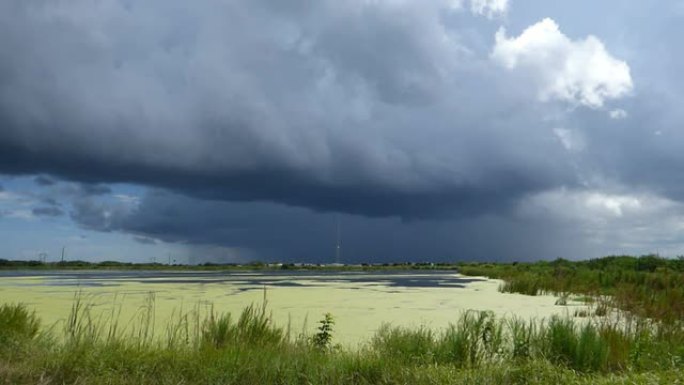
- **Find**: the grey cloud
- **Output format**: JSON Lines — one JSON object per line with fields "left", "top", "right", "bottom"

{"left": 41, "top": 197, "right": 60, "bottom": 207}
{"left": 516, "top": 188, "right": 684, "bottom": 257}
{"left": 69, "top": 198, "right": 131, "bottom": 232}
{"left": 69, "top": 200, "right": 112, "bottom": 232}
{"left": 66, "top": 189, "right": 594, "bottom": 262}
{"left": 133, "top": 236, "right": 157, "bottom": 245}
{"left": 79, "top": 183, "right": 113, "bottom": 196}
{"left": 3, "top": 0, "right": 684, "bottom": 262}
{"left": 34, "top": 175, "right": 56, "bottom": 186}
{"left": 500, "top": 0, "right": 684, "bottom": 203}
{"left": 104, "top": 187, "right": 679, "bottom": 262}
{"left": 44, "top": 180, "right": 114, "bottom": 198}
{"left": 32, "top": 206, "right": 64, "bottom": 217}
{"left": 0, "top": 0, "right": 581, "bottom": 220}
{"left": 312, "top": 2, "right": 460, "bottom": 105}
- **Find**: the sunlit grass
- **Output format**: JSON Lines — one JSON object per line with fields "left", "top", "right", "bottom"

{"left": 4, "top": 254, "right": 684, "bottom": 384}
{"left": 3, "top": 290, "right": 682, "bottom": 385}
{"left": 459, "top": 255, "right": 684, "bottom": 327}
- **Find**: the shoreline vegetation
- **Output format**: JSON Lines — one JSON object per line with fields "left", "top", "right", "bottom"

{"left": 1, "top": 255, "right": 684, "bottom": 383}
{"left": 0, "top": 258, "right": 462, "bottom": 271}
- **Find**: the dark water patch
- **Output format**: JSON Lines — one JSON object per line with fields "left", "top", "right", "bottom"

{"left": 7, "top": 281, "right": 114, "bottom": 287}
{"left": 0, "top": 270, "right": 486, "bottom": 290}
{"left": 129, "top": 279, "right": 248, "bottom": 285}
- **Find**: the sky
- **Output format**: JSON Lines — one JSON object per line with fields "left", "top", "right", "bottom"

{"left": 2, "top": 0, "right": 684, "bottom": 264}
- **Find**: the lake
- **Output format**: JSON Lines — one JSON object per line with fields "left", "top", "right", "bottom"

{"left": 0, "top": 269, "right": 576, "bottom": 345}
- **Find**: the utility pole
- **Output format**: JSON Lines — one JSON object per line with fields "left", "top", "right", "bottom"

{"left": 60, "top": 247, "right": 65, "bottom": 263}
{"left": 335, "top": 215, "right": 341, "bottom": 264}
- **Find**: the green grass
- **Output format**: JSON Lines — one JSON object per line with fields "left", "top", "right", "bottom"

{"left": 0, "top": 303, "right": 40, "bottom": 345}
{"left": 3, "top": 254, "right": 684, "bottom": 383}
{"left": 202, "top": 304, "right": 285, "bottom": 349}
{"left": 2, "top": 295, "right": 683, "bottom": 384}
{"left": 458, "top": 255, "right": 684, "bottom": 325}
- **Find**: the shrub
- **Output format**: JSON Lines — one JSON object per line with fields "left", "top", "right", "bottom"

{"left": 0, "top": 303, "right": 40, "bottom": 345}
{"left": 508, "top": 317, "right": 537, "bottom": 360}
{"left": 311, "top": 313, "right": 335, "bottom": 351}
{"left": 372, "top": 324, "right": 434, "bottom": 364}
{"left": 202, "top": 304, "right": 284, "bottom": 349}
{"left": 544, "top": 316, "right": 577, "bottom": 368}
{"left": 435, "top": 311, "right": 503, "bottom": 367}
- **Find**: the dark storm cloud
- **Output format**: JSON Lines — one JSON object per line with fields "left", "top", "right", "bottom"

{"left": 4, "top": 0, "right": 684, "bottom": 262}
{"left": 0, "top": 0, "right": 579, "bottom": 220}
{"left": 34, "top": 175, "right": 56, "bottom": 186}
{"left": 32, "top": 206, "right": 64, "bottom": 217}
{"left": 67, "top": 189, "right": 594, "bottom": 262}
{"left": 79, "top": 183, "right": 113, "bottom": 196}
{"left": 69, "top": 198, "right": 132, "bottom": 232}
{"left": 133, "top": 236, "right": 157, "bottom": 245}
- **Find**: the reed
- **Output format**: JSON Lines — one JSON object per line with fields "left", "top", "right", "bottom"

{"left": 1, "top": 283, "right": 684, "bottom": 384}
{"left": 459, "top": 255, "right": 684, "bottom": 326}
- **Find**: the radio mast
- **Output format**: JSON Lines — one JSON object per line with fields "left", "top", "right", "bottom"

{"left": 335, "top": 215, "right": 341, "bottom": 264}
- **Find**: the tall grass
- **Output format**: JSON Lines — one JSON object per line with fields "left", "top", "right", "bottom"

{"left": 0, "top": 303, "right": 40, "bottom": 344}
{"left": 1, "top": 296, "right": 684, "bottom": 384}
{"left": 366, "top": 310, "right": 682, "bottom": 375}
{"left": 202, "top": 304, "right": 284, "bottom": 349}
{"left": 459, "top": 255, "right": 684, "bottom": 326}
{"left": 369, "top": 311, "right": 676, "bottom": 373}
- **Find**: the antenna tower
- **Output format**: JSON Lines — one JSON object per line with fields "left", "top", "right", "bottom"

{"left": 335, "top": 215, "right": 341, "bottom": 264}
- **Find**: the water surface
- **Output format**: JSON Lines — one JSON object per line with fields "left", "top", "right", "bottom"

{"left": 0, "top": 269, "right": 572, "bottom": 345}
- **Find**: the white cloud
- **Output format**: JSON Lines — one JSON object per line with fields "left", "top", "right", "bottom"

{"left": 0, "top": 186, "right": 41, "bottom": 220}
{"left": 0, "top": 189, "right": 36, "bottom": 207}
{"left": 448, "top": 0, "right": 508, "bottom": 18}
{"left": 517, "top": 188, "right": 684, "bottom": 255}
{"left": 492, "top": 18, "right": 633, "bottom": 108}
{"left": 4, "top": 209, "right": 35, "bottom": 220}
{"left": 553, "top": 127, "right": 585, "bottom": 152}
{"left": 114, "top": 194, "right": 141, "bottom": 208}
{"left": 470, "top": 0, "right": 508, "bottom": 18}
{"left": 609, "top": 109, "right": 628, "bottom": 119}
{"left": 583, "top": 193, "right": 641, "bottom": 217}
{"left": 519, "top": 188, "right": 652, "bottom": 220}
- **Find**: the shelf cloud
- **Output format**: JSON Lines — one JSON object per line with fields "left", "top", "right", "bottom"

{"left": 2, "top": 0, "right": 684, "bottom": 261}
